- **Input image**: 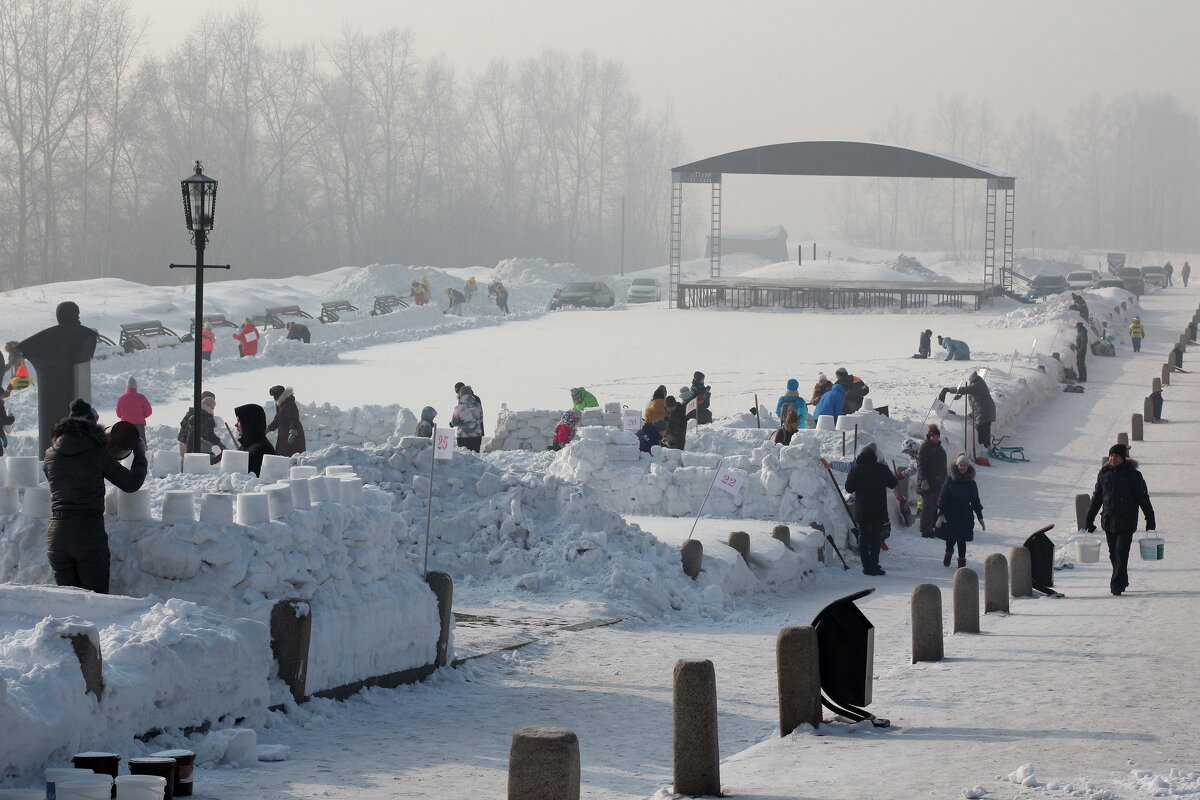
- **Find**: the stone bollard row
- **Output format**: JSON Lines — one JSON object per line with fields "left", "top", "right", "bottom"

{"left": 910, "top": 584, "right": 943, "bottom": 663}
{"left": 984, "top": 553, "right": 1009, "bottom": 613}
{"left": 771, "top": 524, "right": 793, "bottom": 551}
{"left": 727, "top": 531, "right": 750, "bottom": 563}
{"left": 674, "top": 659, "right": 721, "bottom": 797}
{"left": 508, "top": 727, "right": 580, "bottom": 800}
{"left": 1009, "top": 546, "right": 1033, "bottom": 598}
{"left": 952, "top": 568, "right": 980, "bottom": 633}
{"left": 776, "top": 626, "right": 821, "bottom": 735}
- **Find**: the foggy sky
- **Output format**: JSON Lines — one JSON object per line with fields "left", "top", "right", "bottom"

{"left": 129, "top": 0, "right": 1200, "bottom": 245}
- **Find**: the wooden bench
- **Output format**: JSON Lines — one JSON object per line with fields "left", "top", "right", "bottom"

{"left": 318, "top": 300, "right": 358, "bottom": 324}
{"left": 370, "top": 295, "right": 409, "bottom": 316}
{"left": 119, "top": 321, "right": 182, "bottom": 353}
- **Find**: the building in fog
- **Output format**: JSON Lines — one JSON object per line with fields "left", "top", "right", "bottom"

{"left": 708, "top": 225, "right": 789, "bottom": 263}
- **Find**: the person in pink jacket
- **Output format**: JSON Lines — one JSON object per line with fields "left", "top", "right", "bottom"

{"left": 115, "top": 376, "right": 153, "bottom": 443}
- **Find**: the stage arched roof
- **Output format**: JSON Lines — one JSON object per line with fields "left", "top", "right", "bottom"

{"left": 672, "top": 141, "right": 1013, "bottom": 182}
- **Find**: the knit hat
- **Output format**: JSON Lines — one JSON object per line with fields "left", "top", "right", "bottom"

{"left": 201, "top": 390, "right": 215, "bottom": 401}
{"left": 927, "top": 423, "right": 941, "bottom": 436}
{"left": 786, "top": 378, "right": 799, "bottom": 391}
{"left": 69, "top": 397, "right": 97, "bottom": 420}
{"left": 665, "top": 395, "right": 678, "bottom": 407}
{"left": 955, "top": 452, "right": 970, "bottom": 466}
{"left": 269, "top": 385, "right": 285, "bottom": 399}
{"left": 835, "top": 367, "right": 848, "bottom": 377}
{"left": 201, "top": 397, "right": 216, "bottom": 413}
{"left": 1076, "top": 321, "right": 1085, "bottom": 328}
{"left": 126, "top": 376, "right": 137, "bottom": 390}
{"left": 693, "top": 371, "right": 705, "bottom": 382}
{"left": 1109, "top": 443, "right": 1129, "bottom": 459}
{"left": 817, "top": 372, "right": 827, "bottom": 382}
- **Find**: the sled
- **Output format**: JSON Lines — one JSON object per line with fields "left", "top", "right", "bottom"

{"left": 987, "top": 435, "right": 1028, "bottom": 463}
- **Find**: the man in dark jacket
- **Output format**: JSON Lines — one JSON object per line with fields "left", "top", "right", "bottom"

{"left": 1074, "top": 322, "right": 1089, "bottom": 382}
{"left": 844, "top": 443, "right": 897, "bottom": 576}
{"left": 953, "top": 371, "right": 997, "bottom": 448}
{"left": 916, "top": 424, "right": 948, "bottom": 538}
{"left": 662, "top": 395, "right": 688, "bottom": 450}
{"left": 235, "top": 403, "right": 276, "bottom": 477}
{"left": 690, "top": 371, "right": 712, "bottom": 424}
{"left": 834, "top": 367, "right": 869, "bottom": 414}
{"left": 43, "top": 398, "right": 147, "bottom": 593}
{"left": 1084, "top": 444, "right": 1155, "bottom": 595}
{"left": 916, "top": 329, "right": 932, "bottom": 358}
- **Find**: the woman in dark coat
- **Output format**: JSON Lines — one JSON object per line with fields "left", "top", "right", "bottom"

{"left": 177, "top": 393, "right": 224, "bottom": 467}
{"left": 936, "top": 452, "right": 984, "bottom": 568}
{"left": 235, "top": 403, "right": 276, "bottom": 477}
{"left": 267, "top": 385, "right": 307, "bottom": 456}
{"left": 916, "top": 424, "right": 948, "bottom": 538}
{"left": 662, "top": 395, "right": 687, "bottom": 450}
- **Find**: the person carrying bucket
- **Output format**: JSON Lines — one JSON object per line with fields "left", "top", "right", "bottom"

{"left": 1083, "top": 444, "right": 1156, "bottom": 596}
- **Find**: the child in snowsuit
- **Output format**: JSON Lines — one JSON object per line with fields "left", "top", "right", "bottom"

{"left": 775, "top": 379, "right": 809, "bottom": 427}
{"left": 939, "top": 336, "right": 970, "bottom": 361}
{"left": 550, "top": 410, "right": 580, "bottom": 451}
{"left": 415, "top": 406, "right": 437, "bottom": 438}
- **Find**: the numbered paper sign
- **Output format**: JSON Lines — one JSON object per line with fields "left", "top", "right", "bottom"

{"left": 622, "top": 410, "right": 642, "bottom": 431}
{"left": 686, "top": 398, "right": 698, "bottom": 415}
{"left": 932, "top": 399, "right": 951, "bottom": 419}
{"left": 434, "top": 428, "right": 455, "bottom": 460}
{"left": 713, "top": 465, "right": 744, "bottom": 496}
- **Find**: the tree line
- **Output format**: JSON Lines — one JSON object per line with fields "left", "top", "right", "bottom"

{"left": 832, "top": 93, "right": 1200, "bottom": 259}
{"left": 0, "top": 1, "right": 684, "bottom": 290}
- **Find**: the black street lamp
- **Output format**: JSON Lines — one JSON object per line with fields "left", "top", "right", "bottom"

{"left": 171, "top": 161, "right": 229, "bottom": 454}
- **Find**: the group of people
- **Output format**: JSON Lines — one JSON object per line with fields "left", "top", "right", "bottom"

{"left": 632, "top": 372, "right": 711, "bottom": 453}
{"left": 407, "top": 274, "right": 509, "bottom": 316}
{"left": 171, "top": 384, "right": 306, "bottom": 473}
{"left": 911, "top": 329, "right": 972, "bottom": 361}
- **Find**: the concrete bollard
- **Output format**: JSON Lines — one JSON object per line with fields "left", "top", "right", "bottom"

{"left": 771, "top": 524, "right": 793, "bottom": 551}
{"left": 673, "top": 659, "right": 721, "bottom": 797}
{"left": 1009, "top": 546, "right": 1033, "bottom": 598}
{"left": 984, "top": 553, "right": 1009, "bottom": 613}
{"left": 1144, "top": 395, "right": 1156, "bottom": 424}
{"left": 64, "top": 632, "right": 104, "bottom": 699}
{"left": 508, "top": 726, "right": 580, "bottom": 800}
{"left": 1117, "top": 432, "right": 1129, "bottom": 447}
{"left": 952, "top": 568, "right": 980, "bottom": 633}
{"left": 1051, "top": 351, "right": 1060, "bottom": 362}
{"left": 1162, "top": 362, "right": 1170, "bottom": 386}
{"left": 776, "top": 626, "right": 821, "bottom": 735}
{"left": 1132, "top": 413, "right": 1143, "bottom": 441}
{"left": 910, "top": 584, "right": 944, "bottom": 663}
{"left": 727, "top": 531, "right": 750, "bottom": 563}
{"left": 270, "top": 598, "right": 312, "bottom": 703}
{"left": 1152, "top": 377, "right": 1162, "bottom": 394}
{"left": 681, "top": 540, "right": 703, "bottom": 579}
{"left": 1074, "top": 493, "right": 1091, "bottom": 531}
{"left": 425, "top": 571, "right": 454, "bottom": 668}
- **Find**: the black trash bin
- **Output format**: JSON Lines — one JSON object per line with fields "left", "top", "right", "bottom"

{"left": 1023, "top": 525, "right": 1056, "bottom": 595}
{"left": 811, "top": 588, "right": 887, "bottom": 725}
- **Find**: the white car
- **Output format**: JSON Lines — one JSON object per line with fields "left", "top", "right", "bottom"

{"left": 1066, "top": 270, "right": 1100, "bottom": 290}
{"left": 626, "top": 277, "right": 662, "bottom": 303}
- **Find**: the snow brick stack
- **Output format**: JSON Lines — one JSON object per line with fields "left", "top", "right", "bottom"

{"left": 300, "top": 401, "right": 417, "bottom": 448}
{"left": 485, "top": 403, "right": 623, "bottom": 452}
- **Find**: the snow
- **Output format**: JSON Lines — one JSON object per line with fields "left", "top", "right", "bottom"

{"left": 0, "top": 245, "right": 1197, "bottom": 798}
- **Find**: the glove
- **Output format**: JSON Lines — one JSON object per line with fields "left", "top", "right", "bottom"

{"left": 935, "top": 514, "right": 947, "bottom": 528}
{"left": 1085, "top": 524, "right": 1096, "bottom": 533}
{"left": 1146, "top": 520, "right": 1156, "bottom": 531}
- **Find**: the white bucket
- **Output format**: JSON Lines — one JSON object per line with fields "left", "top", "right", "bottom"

{"left": 21, "top": 486, "right": 51, "bottom": 519}
{"left": 55, "top": 774, "right": 112, "bottom": 800}
{"left": 1138, "top": 536, "right": 1165, "bottom": 561}
{"left": 325, "top": 465, "right": 355, "bottom": 477}
{"left": 289, "top": 465, "right": 318, "bottom": 480}
{"left": 199, "top": 492, "right": 235, "bottom": 524}
{"left": 285, "top": 477, "right": 311, "bottom": 510}
{"left": 219, "top": 449, "right": 250, "bottom": 475}
{"left": 0, "top": 486, "right": 20, "bottom": 515}
{"left": 236, "top": 492, "right": 270, "bottom": 526}
{"left": 834, "top": 415, "right": 855, "bottom": 432}
{"left": 115, "top": 774, "right": 165, "bottom": 800}
{"left": 150, "top": 448, "right": 177, "bottom": 478}
{"left": 862, "top": 398, "right": 874, "bottom": 411}
{"left": 45, "top": 768, "right": 95, "bottom": 800}
{"left": 258, "top": 454, "right": 292, "bottom": 482}
{"left": 182, "top": 453, "right": 211, "bottom": 475}
{"left": 815, "top": 414, "right": 836, "bottom": 432}
{"left": 307, "top": 476, "right": 329, "bottom": 503}
{"left": 1074, "top": 538, "right": 1102, "bottom": 563}
{"left": 117, "top": 488, "right": 153, "bottom": 521}
{"left": 339, "top": 476, "right": 363, "bottom": 506}
{"left": 6, "top": 456, "right": 38, "bottom": 488}
{"left": 160, "top": 490, "right": 196, "bottom": 523}
{"left": 264, "top": 484, "right": 294, "bottom": 519}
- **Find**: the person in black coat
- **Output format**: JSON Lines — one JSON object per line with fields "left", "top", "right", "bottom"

{"left": 235, "top": 403, "right": 276, "bottom": 477}
{"left": 42, "top": 398, "right": 147, "bottom": 593}
{"left": 1084, "top": 444, "right": 1155, "bottom": 595}
{"left": 953, "top": 371, "right": 997, "bottom": 448}
{"left": 690, "top": 371, "right": 712, "bottom": 424}
{"left": 636, "top": 420, "right": 662, "bottom": 453}
{"left": 834, "top": 367, "right": 870, "bottom": 414}
{"left": 916, "top": 424, "right": 948, "bottom": 538}
{"left": 916, "top": 329, "right": 933, "bottom": 358}
{"left": 844, "top": 443, "right": 897, "bottom": 576}
{"left": 285, "top": 321, "right": 311, "bottom": 343}
{"left": 936, "top": 452, "right": 984, "bottom": 568}
{"left": 1074, "top": 321, "right": 1089, "bottom": 382}
{"left": 662, "top": 395, "right": 688, "bottom": 450}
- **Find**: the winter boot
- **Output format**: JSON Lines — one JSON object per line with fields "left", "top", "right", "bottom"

{"left": 958, "top": 557, "right": 967, "bottom": 569}
{"left": 943, "top": 552, "right": 952, "bottom": 567}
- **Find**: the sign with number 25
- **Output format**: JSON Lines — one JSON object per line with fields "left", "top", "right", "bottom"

{"left": 434, "top": 428, "right": 455, "bottom": 460}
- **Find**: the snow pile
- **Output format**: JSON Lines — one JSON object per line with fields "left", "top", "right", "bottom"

{"left": 493, "top": 257, "right": 586, "bottom": 286}
{"left": 1127, "top": 768, "right": 1199, "bottom": 797}
{"left": 298, "top": 401, "right": 417, "bottom": 449}
{"left": 486, "top": 404, "right": 626, "bottom": 452}
{"left": 0, "top": 586, "right": 269, "bottom": 786}
{"left": 885, "top": 254, "right": 950, "bottom": 282}
{"left": 0, "top": 468, "right": 441, "bottom": 699}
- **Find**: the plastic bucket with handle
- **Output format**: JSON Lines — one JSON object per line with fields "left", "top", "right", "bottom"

{"left": 1075, "top": 538, "right": 1102, "bottom": 563}
{"left": 1138, "top": 536, "right": 1165, "bottom": 561}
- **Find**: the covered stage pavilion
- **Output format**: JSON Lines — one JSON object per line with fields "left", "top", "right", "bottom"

{"left": 668, "top": 141, "right": 1016, "bottom": 309}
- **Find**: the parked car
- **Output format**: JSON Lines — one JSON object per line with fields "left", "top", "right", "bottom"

{"left": 1140, "top": 266, "right": 1167, "bottom": 289}
{"left": 1066, "top": 270, "right": 1100, "bottom": 290}
{"left": 548, "top": 281, "right": 616, "bottom": 310}
{"left": 626, "top": 277, "right": 662, "bottom": 303}
{"left": 1025, "top": 274, "right": 1068, "bottom": 300}
{"left": 1117, "top": 267, "right": 1145, "bottom": 295}
{"left": 1095, "top": 278, "right": 1128, "bottom": 291}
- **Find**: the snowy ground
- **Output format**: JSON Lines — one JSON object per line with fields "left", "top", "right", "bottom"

{"left": 2, "top": 248, "right": 1198, "bottom": 797}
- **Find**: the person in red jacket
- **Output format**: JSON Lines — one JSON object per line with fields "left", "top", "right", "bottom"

{"left": 549, "top": 409, "right": 580, "bottom": 451}
{"left": 201, "top": 322, "right": 216, "bottom": 361}
{"left": 232, "top": 317, "right": 260, "bottom": 357}
{"left": 114, "top": 376, "right": 153, "bottom": 443}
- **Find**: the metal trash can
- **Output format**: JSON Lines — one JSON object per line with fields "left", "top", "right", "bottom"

{"left": 1023, "top": 525, "right": 1055, "bottom": 595}
{"left": 811, "top": 588, "right": 887, "bottom": 726}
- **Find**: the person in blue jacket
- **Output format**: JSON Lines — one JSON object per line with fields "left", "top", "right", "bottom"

{"left": 939, "top": 335, "right": 971, "bottom": 361}
{"left": 811, "top": 381, "right": 846, "bottom": 420}
{"left": 775, "top": 379, "right": 809, "bottom": 427}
